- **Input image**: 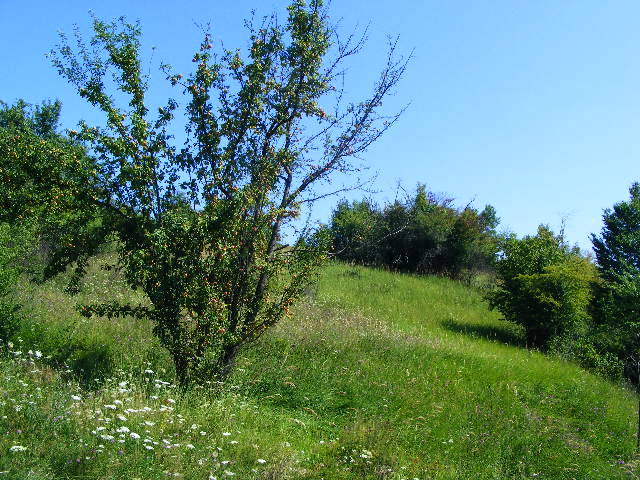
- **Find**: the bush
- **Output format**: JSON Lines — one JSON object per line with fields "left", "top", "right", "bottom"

{"left": 487, "top": 226, "right": 597, "bottom": 350}
{"left": 0, "top": 223, "right": 36, "bottom": 343}
{"left": 330, "top": 184, "right": 500, "bottom": 277}
{"left": 330, "top": 199, "right": 383, "bottom": 265}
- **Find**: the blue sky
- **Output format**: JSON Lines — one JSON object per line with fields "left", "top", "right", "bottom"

{"left": 2, "top": 1, "right": 639, "bottom": 250}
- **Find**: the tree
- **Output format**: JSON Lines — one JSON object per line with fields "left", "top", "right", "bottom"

{"left": 487, "top": 226, "right": 596, "bottom": 349}
{"left": 38, "top": 1, "right": 407, "bottom": 386}
{"left": 330, "top": 199, "right": 382, "bottom": 265}
{"left": 591, "top": 183, "right": 640, "bottom": 379}
{"left": 0, "top": 99, "right": 101, "bottom": 291}
{"left": 0, "top": 99, "right": 93, "bottom": 342}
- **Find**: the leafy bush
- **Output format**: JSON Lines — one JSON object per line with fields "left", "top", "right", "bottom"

{"left": 487, "top": 226, "right": 597, "bottom": 350}
{"left": 0, "top": 223, "right": 37, "bottom": 342}
{"left": 330, "top": 184, "right": 500, "bottom": 277}
{"left": 330, "top": 199, "right": 383, "bottom": 265}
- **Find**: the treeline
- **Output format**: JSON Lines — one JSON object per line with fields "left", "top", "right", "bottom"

{"left": 330, "top": 184, "right": 501, "bottom": 278}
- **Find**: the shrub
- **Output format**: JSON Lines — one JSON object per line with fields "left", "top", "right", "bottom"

{"left": 330, "top": 199, "right": 383, "bottom": 265}
{"left": 330, "top": 184, "right": 500, "bottom": 277}
{"left": 487, "top": 226, "right": 597, "bottom": 349}
{"left": 0, "top": 223, "right": 38, "bottom": 343}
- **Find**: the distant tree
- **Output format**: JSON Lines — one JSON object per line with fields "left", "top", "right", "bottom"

{"left": 479, "top": 204, "right": 500, "bottom": 235}
{"left": 330, "top": 199, "right": 382, "bottom": 264}
{"left": 591, "top": 183, "right": 640, "bottom": 381}
{"left": 32, "top": 2, "right": 408, "bottom": 386}
{"left": 487, "top": 226, "right": 597, "bottom": 349}
{"left": 407, "top": 184, "right": 457, "bottom": 273}
{"left": 444, "top": 208, "right": 485, "bottom": 277}
{"left": 330, "top": 184, "right": 500, "bottom": 277}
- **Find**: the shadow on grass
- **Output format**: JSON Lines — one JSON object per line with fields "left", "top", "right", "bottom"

{"left": 441, "top": 318, "right": 526, "bottom": 347}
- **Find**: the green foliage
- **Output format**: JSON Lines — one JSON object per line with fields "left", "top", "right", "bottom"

{"left": 330, "top": 199, "right": 382, "bottom": 264}
{"left": 330, "top": 184, "right": 500, "bottom": 277}
{"left": 0, "top": 99, "right": 62, "bottom": 138}
{"left": 487, "top": 226, "right": 597, "bottom": 349}
{"left": 591, "top": 182, "right": 640, "bottom": 382}
{"left": 0, "top": 99, "right": 101, "bottom": 291}
{"left": 0, "top": 224, "right": 35, "bottom": 342}
{"left": 28, "top": 2, "right": 407, "bottom": 386}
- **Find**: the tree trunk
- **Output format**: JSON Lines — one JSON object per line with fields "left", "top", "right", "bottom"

{"left": 218, "top": 344, "right": 239, "bottom": 381}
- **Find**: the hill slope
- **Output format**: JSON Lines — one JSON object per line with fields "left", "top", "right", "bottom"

{"left": 1, "top": 262, "right": 638, "bottom": 479}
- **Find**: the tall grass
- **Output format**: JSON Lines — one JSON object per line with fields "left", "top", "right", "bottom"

{"left": 0, "top": 262, "right": 638, "bottom": 478}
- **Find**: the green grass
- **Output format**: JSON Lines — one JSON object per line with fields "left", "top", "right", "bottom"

{"left": 1, "top": 262, "right": 638, "bottom": 479}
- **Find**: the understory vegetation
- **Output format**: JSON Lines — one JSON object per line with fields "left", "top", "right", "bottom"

{"left": 1, "top": 262, "right": 639, "bottom": 479}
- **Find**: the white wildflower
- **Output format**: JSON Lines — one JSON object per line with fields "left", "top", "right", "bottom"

{"left": 113, "top": 400, "right": 123, "bottom": 406}
{"left": 145, "top": 445, "right": 154, "bottom": 450}
{"left": 130, "top": 432, "right": 141, "bottom": 440}
{"left": 116, "top": 426, "right": 130, "bottom": 433}
{"left": 71, "top": 395, "right": 82, "bottom": 401}
{"left": 104, "top": 404, "right": 117, "bottom": 410}
{"left": 222, "top": 432, "right": 231, "bottom": 437}
{"left": 257, "top": 458, "right": 267, "bottom": 464}
{"left": 186, "top": 444, "right": 195, "bottom": 449}
{"left": 144, "top": 369, "right": 154, "bottom": 374}
{"left": 9, "top": 445, "right": 27, "bottom": 453}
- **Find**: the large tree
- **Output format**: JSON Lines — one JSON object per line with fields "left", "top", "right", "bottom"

{"left": 35, "top": 1, "right": 408, "bottom": 386}
{"left": 591, "top": 183, "right": 640, "bottom": 379}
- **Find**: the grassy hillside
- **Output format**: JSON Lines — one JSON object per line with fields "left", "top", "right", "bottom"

{"left": 1, "top": 262, "right": 638, "bottom": 479}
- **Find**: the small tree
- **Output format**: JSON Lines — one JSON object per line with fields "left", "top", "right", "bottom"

{"left": 487, "top": 226, "right": 596, "bottom": 349}
{"left": 330, "top": 199, "right": 382, "bottom": 265}
{"left": 36, "top": 1, "right": 407, "bottom": 386}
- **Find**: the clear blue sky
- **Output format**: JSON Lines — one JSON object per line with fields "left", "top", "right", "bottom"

{"left": 2, "top": 1, "right": 639, "bottom": 250}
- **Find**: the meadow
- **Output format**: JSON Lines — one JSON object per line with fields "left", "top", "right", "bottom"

{"left": 1, "top": 262, "right": 638, "bottom": 479}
